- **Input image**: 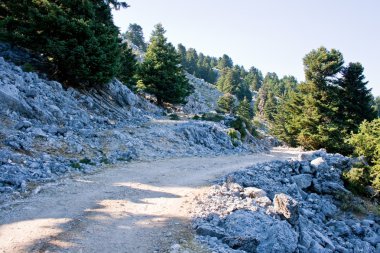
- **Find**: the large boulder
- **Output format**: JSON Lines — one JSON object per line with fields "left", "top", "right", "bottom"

{"left": 273, "top": 193, "right": 299, "bottom": 225}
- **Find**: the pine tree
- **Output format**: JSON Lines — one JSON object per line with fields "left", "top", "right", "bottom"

{"left": 124, "top": 23, "right": 146, "bottom": 51}
{"left": 0, "top": 0, "right": 126, "bottom": 87}
{"left": 137, "top": 23, "right": 192, "bottom": 105}
{"left": 338, "top": 62, "right": 376, "bottom": 133}
{"left": 237, "top": 98, "right": 251, "bottom": 121}
{"left": 244, "top": 67, "right": 263, "bottom": 91}
{"left": 118, "top": 42, "right": 137, "bottom": 88}
{"left": 272, "top": 90, "right": 304, "bottom": 146}
{"left": 177, "top": 44, "right": 187, "bottom": 68}
{"left": 217, "top": 93, "right": 236, "bottom": 114}
{"left": 217, "top": 54, "right": 233, "bottom": 69}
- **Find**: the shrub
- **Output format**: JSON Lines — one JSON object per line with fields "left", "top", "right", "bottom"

{"left": 168, "top": 113, "right": 180, "bottom": 120}
{"left": 342, "top": 166, "right": 371, "bottom": 196}
{"left": 348, "top": 119, "right": 380, "bottom": 193}
{"left": 201, "top": 113, "right": 224, "bottom": 122}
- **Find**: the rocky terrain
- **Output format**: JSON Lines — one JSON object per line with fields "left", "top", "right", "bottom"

{"left": 0, "top": 49, "right": 270, "bottom": 204}
{"left": 182, "top": 73, "right": 222, "bottom": 115}
{"left": 188, "top": 150, "right": 380, "bottom": 253}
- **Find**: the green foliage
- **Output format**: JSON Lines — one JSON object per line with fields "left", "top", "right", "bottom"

{"left": 124, "top": 23, "right": 146, "bottom": 51}
{"left": 347, "top": 119, "right": 380, "bottom": 195}
{"left": 137, "top": 24, "right": 192, "bottom": 105}
{"left": 177, "top": 44, "right": 218, "bottom": 84}
{"left": 272, "top": 47, "right": 374, "bottom": 155}
{"left": 217, "top": 68, "right": 252, "bottom": 101}
{"left": 255, "top": 73, "right": 297, "bottom": 122}
{"left": 1, "top": 0, "right": 126, "bottom": 87}
{"left": 217, "top": 54, "right": 233, "bottom": 69}
{"left": 348, "top": 119, "right": 380, "bottom": 165}
{"left": 21, "top": 63, "right": 35, "bottom": 73}
{"left": 217, "top": 93, "right": 236, "bottom": 114}
{"left": 118, "top": 43, "right": 137, "bottom": 88}
{"left": 168, "top": 113, "right": 180, "bottom": 120}
{"left": 227, "top": 128, "right": 239, "bottom": 139}
{"left": 338, "top": 62, "right": 376, "bottom": 134}
{"left": 70, "top": 162, "right": 82, "bottom": 170}
{"left": 342, "top": 166, "right": 371, "bottom": 195}
{"left": 79, "top": 157, "right": 96, "bottom": 165}
{"left": 227, "top": 128, "right": 241, "bottom": 147}
{"left": 237, "top": 98, "right": 251, "bottom": 121}
{"left": 244, "top": 66, "right": 263, "bottom": 91}
{"left": 200, "top": 113, "right": 225, "bottom": 122}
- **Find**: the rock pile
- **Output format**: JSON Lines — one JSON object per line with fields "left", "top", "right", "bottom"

{"left": 192, "top": 150, "right": 380, "bottom": 253}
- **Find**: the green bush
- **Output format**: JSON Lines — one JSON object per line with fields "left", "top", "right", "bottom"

{"left": 168, "top": 113, "right": 180, "bottom": 120}
{"left": 342, "top": 166, "right": 371, "bottom": 195}
{"left": 348, "top": 119, "right": 380, "bottom": 194}
{"left": 192, "top": 114, "right": 200, "bottom": 120}
{"left": 201, "top": 113, "right": 225, "bottom": 122}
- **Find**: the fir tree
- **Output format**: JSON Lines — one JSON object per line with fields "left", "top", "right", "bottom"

{"left": 137, "top": 24, "right": 192, "bottom": 105}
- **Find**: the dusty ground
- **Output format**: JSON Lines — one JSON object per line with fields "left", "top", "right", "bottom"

{"left": 0, "top": 148, "right": 299, "bottom": 253}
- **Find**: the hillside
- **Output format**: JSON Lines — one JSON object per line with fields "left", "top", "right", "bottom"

{"left": 0, "top": 47, "right": 270, "bottom": 204}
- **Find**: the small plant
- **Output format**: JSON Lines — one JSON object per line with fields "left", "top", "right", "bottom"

{"left": 168, "top": 113, "right": 180, "bottom": 120}
{"left": 70, "top": 162, "right": 82, "bottom": 170}
{"left": 22, "top": 63, "right": 35, "bottom": 72}
{"left": 342, "top": 166, "right": 371, "bottom": 196}
{"left": 227, "top": 128, "right": 239, "bottom": 139}
{"left": 79, "top": 157, "right": 96, "bottom": 166}
{"left": 100, "top": 157, "right": 110, "bottom": 164}
{"left": 192, "top": 114, "right": 200, "bottom": 120}
{"left": 201, "top": 113, "right": 224, "bottom": 122}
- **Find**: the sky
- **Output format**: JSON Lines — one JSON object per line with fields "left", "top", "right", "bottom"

{"left": 112, "top": 0, "right": 380, "bottom": 96}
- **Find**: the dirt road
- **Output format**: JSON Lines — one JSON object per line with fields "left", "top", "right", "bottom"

{"left": 0, "top": 148, "right": 299, "bottom": 253}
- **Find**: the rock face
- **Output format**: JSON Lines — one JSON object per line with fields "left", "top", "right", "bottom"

{"left": 0, "top": 55, "right": 271, "bottom": 204}
{"left": 191, "top": 150, "right": 380, "bottom": 253}
{"left": 182, "top": 73, "right": 222, "bottom": 114}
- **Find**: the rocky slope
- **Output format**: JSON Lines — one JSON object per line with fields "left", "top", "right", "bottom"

{"left": 182, "top": 73, "right": 222, "bottom": 114}
{"left": 0, "top": 54, "right": 270, "bottom": 204}
{"left": 189, "top": 150, "right": 380, "bottom": 253}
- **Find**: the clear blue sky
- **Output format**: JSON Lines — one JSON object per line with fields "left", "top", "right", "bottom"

{"left": 112, "top": 0, "right": 380, "bottom": 96}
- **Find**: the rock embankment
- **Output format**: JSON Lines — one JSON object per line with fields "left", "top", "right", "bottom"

{"left": 191, "top": 150, "right": 380, "bottom": 253}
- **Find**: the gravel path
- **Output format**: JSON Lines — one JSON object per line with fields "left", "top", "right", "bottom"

{"left": 0, "top": 148, "right": 299, "bottom": 253}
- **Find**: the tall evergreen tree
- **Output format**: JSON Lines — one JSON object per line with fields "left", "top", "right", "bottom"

{"left": 137, "top": 23, "right": 192, "bottom": 105}
{"left": 124, "top": 23, "right": 146, "bottom": 51}
{"left": 338, "top": 62, "right": 376, "bottom": 133}
{"left": 217, "top": 54, "right": 233, "bottom": 69}
{"left": 177, "top": 43, "right": 187, "bottom": 68}
{"left": 244, "top": 67, "right": 263, "bottom": 91}
{"left": 118, "top": 42, "right": 137, "bottom": 88}
{"left": 217, "top": 93, "right": 236, "bottom": 114}
{"left": 237, "top": 97, "right": 251, "bottom": 121}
